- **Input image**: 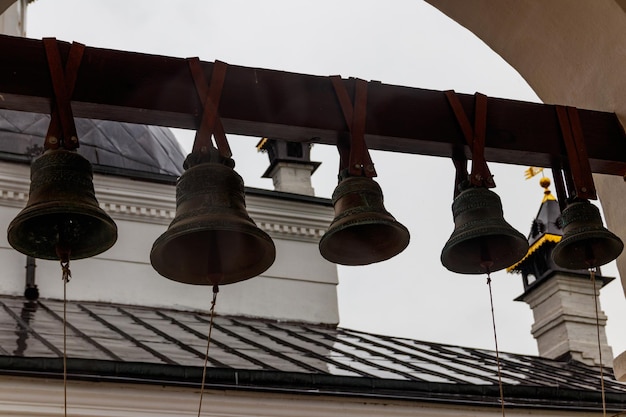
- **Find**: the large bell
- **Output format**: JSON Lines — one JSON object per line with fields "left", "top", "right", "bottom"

{"left": 441, "top": 186, "right": 528, "bottom": 274}
{"left": 150, "top": 160, "right": 276, "bottom": 286}
{"left": 7, "top": 149, "right": 118, "bottom": 260}
{"left": 319, "top": 176, "right": 410, "bottom": 265}
{"left": 552, "top": 200, "right": 623, "bottom": 269}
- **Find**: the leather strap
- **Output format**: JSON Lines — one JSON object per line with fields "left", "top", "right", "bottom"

{"left": 43, "top": 38, "right": 85, "bottom": 150}
{"left": 444, "top": 90, "right": 494, "bottom": 188}
{"left": 555, "top": 105, "right": 597, "bottom": 200}
{"left": 188, "top": 58, "right": 231, "bottom": 158}
{"left": 330, "top": 76, "right": 376, "bottom": 177}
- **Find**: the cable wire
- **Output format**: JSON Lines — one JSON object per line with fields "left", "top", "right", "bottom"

{"left": 197, "top": 285, "right": 219, "bottom": 417}
{"left": 590, "top": 268, "right": 607, "bottom": 417}
{"left": 61, "top": 258, "right": 71, "bottom": 417}
{"left": 487, "top": 273, "right": 506, "bottom": 417}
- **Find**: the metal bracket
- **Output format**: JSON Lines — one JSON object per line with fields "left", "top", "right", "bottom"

{"left": 330, "top": 76, "right": 376, "bottom": 178}
{"left": 42, "top": 38, "right": 85, "bottom": 151}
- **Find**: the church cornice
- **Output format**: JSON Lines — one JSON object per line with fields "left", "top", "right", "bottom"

{"left": 0, "top": 161, "right": 333, "bottom": 242}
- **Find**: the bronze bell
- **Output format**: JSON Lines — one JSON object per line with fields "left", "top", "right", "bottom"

{"left": 7, "top": 149, "right": 118, "bottom": 260}
{"left": 319, "top": 176, "right": 410, "bottom": 265}
{"left": 441, "top": 186, "right": 528, "bottom": 274}
{"left": 552, "top": 200, "right": 623, "bottom": 269}
{"left": 150, "top": 158, "right": 276, "bottom": 286}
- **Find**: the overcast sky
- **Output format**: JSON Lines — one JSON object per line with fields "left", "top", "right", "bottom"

{"left": 24, "top": 0, "right": 626, "bottom": 357}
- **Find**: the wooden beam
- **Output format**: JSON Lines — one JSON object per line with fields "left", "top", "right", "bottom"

{"left": 1, "top": 34, "right": 626, "bottom": 175}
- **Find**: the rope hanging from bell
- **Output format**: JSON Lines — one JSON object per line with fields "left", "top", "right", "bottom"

{"left": 150, "top": 58, "right": 275, "bottom": 286}
{"left": 318, "top": 76, "right": 410, "bottom": 266}
{"left": 440, "top": 91, "right": 528, "bottom": 274}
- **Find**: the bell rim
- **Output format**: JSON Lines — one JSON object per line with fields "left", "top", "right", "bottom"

{"left": 150, "top": 221, "right": 276, "bottom": 285}
{"left": 440, "top": 228, "right": 529, "bottom": 275}
{"left": 319, "top": 219, "right": 410, "bottom": 266}
{"left": 442, "top": 223, "right": 528, "bottom": 250}
{"left": 552, "top": 229, "right": 624, "bottom": 269}
{"left": 7, "top": 203, "right": 118, "bottom": 260}
{"left": 440, "top": 252, "right": 529, "bottom": 274}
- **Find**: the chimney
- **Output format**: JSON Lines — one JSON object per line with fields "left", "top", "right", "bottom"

{"left": 509, "top": 177, "right": 614, "bottom": 367}
{"left": 257, "top": 138, "right": 321, "bottom": 196}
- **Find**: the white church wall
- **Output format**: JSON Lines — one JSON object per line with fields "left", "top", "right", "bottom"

{"left": 0, "top": 160, "right": 339, "bottom": 324}
{"left": 0, "top": 375, "right": 601, "bottom": 417}
{"left": 0, "top": 0, "right": 24, "bottom": 37}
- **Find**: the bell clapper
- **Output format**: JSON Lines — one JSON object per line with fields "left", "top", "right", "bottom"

{"left": 486, "top": 270, "right": 505, "bottom": 416}
{"left": 584, "top": 245, "right": 597, "bottom": 269}
{"left": 479, "top": 243, "right": 494, "bottom": 275}
{"left": 197, "top": 284, "right": 220, "bottom": 417}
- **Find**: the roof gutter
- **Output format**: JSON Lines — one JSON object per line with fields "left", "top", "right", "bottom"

{"left": 0, "top": 356, "right": 623, "bottom": 412}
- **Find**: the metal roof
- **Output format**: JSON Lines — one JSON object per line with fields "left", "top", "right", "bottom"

{"left": 0, "top": 295, "right": 625, "bottom": 410}
{"left": 0, "top": 109, "right": 185, "bottom": 176}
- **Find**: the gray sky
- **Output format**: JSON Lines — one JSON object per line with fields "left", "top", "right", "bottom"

{"left": 24, "top": 0, "right": 626, "bottom": 356}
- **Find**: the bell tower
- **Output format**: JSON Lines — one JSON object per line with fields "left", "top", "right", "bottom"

{"left": 509, "top": 177, "right": 614, "bottom": 366}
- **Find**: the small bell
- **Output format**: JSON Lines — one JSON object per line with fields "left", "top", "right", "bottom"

{"left": 7, "top": 149, "right": 118, "bottom": 260}
{"left": 319, "top": 176, "right": 410, "bottom": 265}
{"left": 441, "top": 186, "right": 528, "bottom": 274}
{"left": 150, "top": 152, "right": 276, "bottom": 286}
{"left": 552, "top": 200, "right": 623, "bottom": 269}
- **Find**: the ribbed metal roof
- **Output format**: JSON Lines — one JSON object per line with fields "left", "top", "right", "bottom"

{"left": 0, "top": 109, "right": 185, "bottom": 176}
{"left": 1, "top": 294, "right": 625, "bottom": 410}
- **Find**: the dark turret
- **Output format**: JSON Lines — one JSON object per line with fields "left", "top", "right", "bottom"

{"left": 509, "top": 177, "right": 613, "bottom": 366}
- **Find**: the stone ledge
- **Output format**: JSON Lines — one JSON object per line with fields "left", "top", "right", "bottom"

{"left": 614, "top": 350, "right": 626, "bottom": 381}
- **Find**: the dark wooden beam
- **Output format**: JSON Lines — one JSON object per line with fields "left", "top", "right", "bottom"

{"left": 1, "top": 34, "right": 626, "bottom": 175}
